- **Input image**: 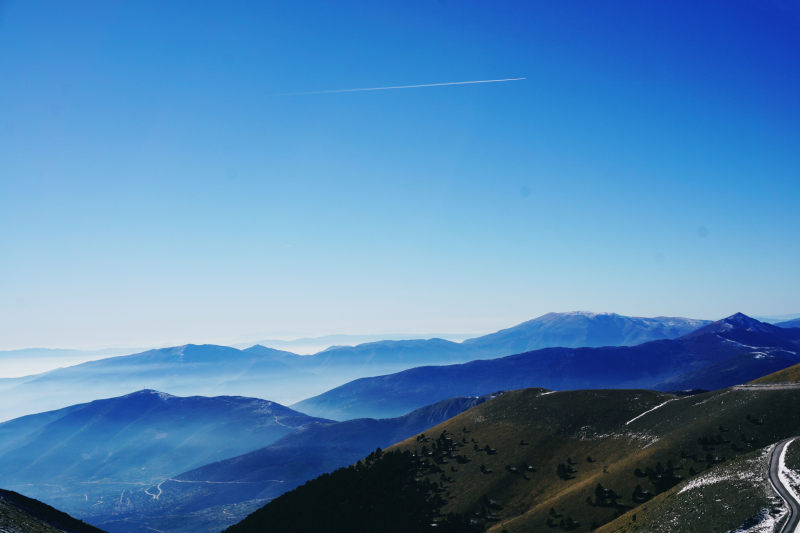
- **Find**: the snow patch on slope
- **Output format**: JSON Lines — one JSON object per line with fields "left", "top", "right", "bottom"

{"left": 679, "top": 447, "right": 769, "bottom": 495}
{"left": 732, "top": 507, "right": 787, "bottom": 533}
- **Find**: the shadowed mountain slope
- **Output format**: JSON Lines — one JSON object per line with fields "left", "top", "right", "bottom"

{"left": 0, "top": 488, "right": 106, "bottom": 533}
{"left": 777, "top": 318, "right": 800, "bottom": 328}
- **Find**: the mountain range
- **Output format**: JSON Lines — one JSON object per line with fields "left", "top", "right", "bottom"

{"left": 235, "top": 332, "right": 474, "bottom": 354}
{"left": 0, "top": 312, "right": 709, "bottom": 421}
{"left": 293, "top": 313, "right": 800, "bottom": 420}
{"left": 2, "top": 311, "right": 799, "bottom": 532}
{"left": 61, "top": 314, "right": 796, "bottom": 532}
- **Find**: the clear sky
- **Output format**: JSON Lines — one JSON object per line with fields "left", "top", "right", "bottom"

{"left": 1, "top": 0, "right": 799, "bottom": 350}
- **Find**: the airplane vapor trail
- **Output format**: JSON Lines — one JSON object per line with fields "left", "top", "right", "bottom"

{"left": 283, "top": 77, "right": 526, "bottom": 95}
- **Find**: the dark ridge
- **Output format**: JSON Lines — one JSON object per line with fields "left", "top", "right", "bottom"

{"left": 0, "top": 488, "right": 106, "bottom": 532}
{"left": 223, "top": 449, "right": 479, "bottom": 533}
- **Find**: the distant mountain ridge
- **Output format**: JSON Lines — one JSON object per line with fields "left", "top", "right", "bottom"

{"left": 462, "top": 311, "right": 710, "bottom": 353}
{"left": 293, "top": 313, "right": 800, "bottom": 420}
{"left": 777, "top": 317, "right": 800, "bottom": 328}
{"left": 236, "top": 332, "right": 474, "bottom": 354}
{"left": 0, "top": 312, "right": 709, "bottom": 421}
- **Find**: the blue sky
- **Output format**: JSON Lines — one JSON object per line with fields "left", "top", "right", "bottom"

{"left": 1, "top": 1, "right": 799, "bottom": 349}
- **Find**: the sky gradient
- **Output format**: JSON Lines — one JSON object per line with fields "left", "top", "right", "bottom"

{"left": 1, "top": 1, "right": 799, "bottom": 349}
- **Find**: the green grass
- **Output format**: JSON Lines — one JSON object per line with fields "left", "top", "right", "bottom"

{"left": 596, "top": 446, "right": 783, "bottom": 533}
{"left": 389, "top": 389, "right": 675, "bottom": 532}
{"left": 389, "top": 387, "right": 800, "bottom": 532}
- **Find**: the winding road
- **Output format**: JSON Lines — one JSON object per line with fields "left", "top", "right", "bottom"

{"left": 768, "top": 438, "right": 800, "bottom": 533}
{"left": 144, "top": 478, "right": 279, "bottom": 500}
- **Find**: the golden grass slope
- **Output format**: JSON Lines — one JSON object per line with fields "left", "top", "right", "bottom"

{"left": 751, "top": 362, "right": 800, "bottom": 384}
{"left": 596, "top": 446, "right": 783, "bottom": 533}
{"left": 388, "top": 386, "right": 800, "bottom": 532}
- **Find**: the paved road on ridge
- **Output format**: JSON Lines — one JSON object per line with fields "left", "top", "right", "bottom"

{"left": 768, "top": 437, "right": 800, "bottom": 533}
{"left": 733, "top": 383, "right": 800, "bottom": 391}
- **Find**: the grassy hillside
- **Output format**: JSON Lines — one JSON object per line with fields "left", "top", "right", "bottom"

{"left": 0, "top": 489, "right": 105, "bottom": 533}
{"left": 596, "top": 446, "right": 783, "bottom": 533}
{"left": 751, "top": 362, "right": 800, "bottom": 383}
{"left": 231, "top": 385, "right": 800, "bottom": 532}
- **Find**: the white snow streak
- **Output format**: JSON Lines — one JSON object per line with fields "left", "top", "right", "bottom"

{"left": 625, "top": 399, "right": 676, "bottom": 426}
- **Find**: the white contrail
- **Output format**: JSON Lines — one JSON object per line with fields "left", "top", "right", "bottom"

{"left": 282, "top": 77, "right": 526, "bottom": 95}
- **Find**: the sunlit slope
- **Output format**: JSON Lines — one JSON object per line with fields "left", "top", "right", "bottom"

{"left": 234, "top": 385, "right": 800, "bottom": 532}
{"left": 751, "top": 362, "right": 800, "bottom": 383}
{"left": 461, "top": 312, "right": 709, "bottom": 353}
{"left": 596, "top": 446, "right": 782, "bottom": 533}
{"left": 389, "top": 386, "right": 800, "bottom": 532}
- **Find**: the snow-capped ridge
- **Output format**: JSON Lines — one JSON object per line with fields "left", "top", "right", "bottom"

{"left": 123, "top": 389, "right": 174, "bottom": 400}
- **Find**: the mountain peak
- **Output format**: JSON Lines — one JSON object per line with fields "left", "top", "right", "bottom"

{"left": 684, "top": 313, "right": 779, "bottom": 339}
{"left": 124, "top": 389, "right": 174, "bottom": 400}
{"left": 723, "top": 311, "right": 756, "bottom": 322}
{"left": 719, "top": 312, "right": 768, "bottom": 330}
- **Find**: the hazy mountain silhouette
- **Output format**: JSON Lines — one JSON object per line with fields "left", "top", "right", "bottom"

{"left": 0, "top": 313, "right": 709, "bottom": 421}
{"left": 462, "top": 311, "right": 709, "bottom": 353}
{"left": 293, "top": 313, "right": 800, "bottom": 420}
{"left": 0, "top": 390, "right": 328, "bottom": 489}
